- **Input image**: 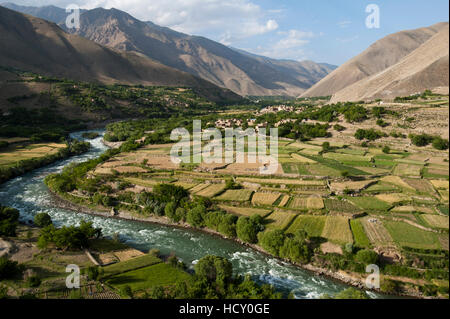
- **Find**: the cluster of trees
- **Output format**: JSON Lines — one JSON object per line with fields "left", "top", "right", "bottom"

{"left": 148, "top": 255, "right": 282, "bottom": 299}
{"left": 37, "top": 220, "right": 101, "bottom": 250}
{"left": 0, "top": 206, "right": 20, "bottom": 237}
{"left": 409, "top": 134, "right": 449, "bottom": 150}
{"left": 0, "top": 257, "right": 23, "bottom": 280}
{"left": 258, "top": 229, "right": 312, "bottom": 264}
{"left": 355, "top": 128, "right": 387, "bottom": 141}
{"left": 279, "top": 122, "right": 330, "bottom": 140}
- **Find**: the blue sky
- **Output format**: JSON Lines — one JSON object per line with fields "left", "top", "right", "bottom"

{"left": 4, "top": 0, "right": 449, "bottom": 65}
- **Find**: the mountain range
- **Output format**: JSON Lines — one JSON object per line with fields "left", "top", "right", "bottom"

{"left": 1, "top": 2, "right": 336, "bottom": 97}
{"left": 302, "top": 22, "right": 449, "bottom": 102}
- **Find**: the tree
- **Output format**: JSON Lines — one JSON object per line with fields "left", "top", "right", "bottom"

{"left": 258, "top": 229, "right": 285, "bottom": 256}
{"left": 0, "top": 206, "right": 20, "bottom": 237}
{"left": 195, "top": 255, "right": 233, "bottom": 286}
{"left": 236, "top": 215, "right": 263, "bottom": 244}
{"left": 217, "top": 214, "right": 237, "bottom": 238}
{"left": 324, "top": 288, "right": 369, "bottom": 299}
{"left": 355, "top": 249, "right": 379, "bottom": 264}
{"left": 164, "top": 202, "right": 177, "bottom": 221}
{"left": 186, "top": 205, "right": 205, "bottom": 228}
{"left": 382, "top": 146, "right": 390, "bottom": 154}
{"left": 432, "top": 137, "right": 449, "bottom": 150}
{"left": 0, "top": 257, "right": 23, "bottom": 280}
{"left": 34, "top": 213, "right": 53, "bottom": 228}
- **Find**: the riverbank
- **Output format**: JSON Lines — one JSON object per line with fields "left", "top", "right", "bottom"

{"left": 48, "top": 189, "right": 424, "bottom": 299}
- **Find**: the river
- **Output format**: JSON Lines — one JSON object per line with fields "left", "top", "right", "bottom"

{"left": 0, "top": 130, "right": 385, "bottom": 299}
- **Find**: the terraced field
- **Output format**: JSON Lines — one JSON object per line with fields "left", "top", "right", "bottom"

{"left": 321, "top": 216, "right": 353, "bottom": 244}
{"left": 216, "top": 189, "right": 254, "bottom": 202}
{"left": 286, "top": 215, "right": 326, "bottom": 237}
{"left": 265, "top": 210, "right": 298, "bottom": 231}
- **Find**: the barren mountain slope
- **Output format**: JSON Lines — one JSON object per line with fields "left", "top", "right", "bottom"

{"left": 301, "top": 22, "right": 448, "bottom": 98}
{"left": 330, "top": 27, "right": 449, "bottom": 102}
{"left": 0, "top": 6, "right": 241, "bottom": 103}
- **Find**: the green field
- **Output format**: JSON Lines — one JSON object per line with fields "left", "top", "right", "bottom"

{"left": 106, "top": 262, "right": 191, "bottom": 293}
{"left": 286, "top": 215, "right": 326, "bottom": 237}
{"left": 321, "top": 216, "right": 353, "bottom": 244}
{"left": 265, "top": 210, "right": 297, "bottom": 231}
{"left": 216, "top": 189, "right": 254, "bottom": 202}
{"left": 384, "top": 221, "right": 442, "bottom": 250}
{"left": 324, "top": 199, "right": 361, "bottom": 213}
{"left": 102, "top": 254, "right": 162, "bottom": 278}
{"left": 348, "top": 196, "right": 392, "bottom": 211}
{"left": 350, "top": 219, "right": 371, "bottom": 248}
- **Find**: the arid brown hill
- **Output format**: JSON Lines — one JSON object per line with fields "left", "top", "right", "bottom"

{"left": 302, "top": 22, "right": 449, "bottom": 99}
{"left": 330, "top": 26, "right": 449, "bottom": 102}
{"left": 0, "top": 6, "right": 242, "bottom": 103}
{"left": 1, "top": 3, "right": 336, "bottom": 97}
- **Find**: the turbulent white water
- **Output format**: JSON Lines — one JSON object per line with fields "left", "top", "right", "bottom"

{"left": 0, "top": 131, "right": 386, "bottom": 299}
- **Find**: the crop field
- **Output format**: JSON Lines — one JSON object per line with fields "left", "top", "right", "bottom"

{"left": 106, "top": 262, "right": 191, "bottom": 293}
{"left": 403, "top": 178, "right": 436, "bottom": 194}
{"left": 277, "top": 195, "right": 290, "bottom": 207}
{"left": 307, "top": 196, "right": 325, "bottom": 210}
{"left": 216, "top": 189, "right": 254, "bottom": 202}
{"left": 324, "top": 199, "right": 361, "bottom": 213}
{"left": 375, "top": 193, "right": 411, "bottom": 204}
{"left": 348, "top": 196, "right": 392, "bottom": 211}
{"left": 290, "top": 153, "right": 317, "bottom": 163}
{"left": 350, "top": 219, "right": 371, "bottom": 248}
{"left": 330, "top": 180, "right": 376, "bottom": 193}
{"left": 194, "top": 183, "right": 226, "bottom": 197}
{"left": 380, "top": 176, "right": 416, "bottom": 192}
{"left": 361, "top": 218, "right": 394, "bottom": 246}
{"left": 218, "top": 205, "right": 272, "bottom": 217}
{"left": 321, "top": 216, "right": 353, "bottom": 244}
{"left": 0, "top": 142, "right": 66, "bottom": 168}
{"left": 390, "top": 206, "right": 435, "bottom": 214}
{"left": 422, "top": 214, "right": 449, "bottom": 229}
{"left": 393, "top": 164, "right": 423, "bottom": 177}
{"left": 430, "top": 180, "right": 449, "bottom": 190}
{"left": 288, "top": 197, "right": 308, "bottom": 210}
{"left": 236, "top": 177, "right": 326, "bottom": 186}
{"left": 362, "top": 181, "right": 401, "bottom": 194}
{"left": 286, "top": 215, "right": 326, "bottom": 237}
{"left": 102, "top": 254, "right": 162, "bottom": 278}
{"left": 384, "top": 221, "right": 442, "bottom": 250}
{"left": 439, "top": 190, "right": 449, "bottom": 202}
{"left": 251, "top": 192, "right": 281, "bottom": 206}
{"left": 265, "top": 210, "right": 298, "bottom": 231}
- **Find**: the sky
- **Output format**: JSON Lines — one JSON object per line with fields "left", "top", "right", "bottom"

{"left": 4, "top": 0, "right": 449, "bottom": 65}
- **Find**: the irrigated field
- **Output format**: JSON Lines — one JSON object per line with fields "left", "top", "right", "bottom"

{"left": 321, "top": 216, "right": 353, "bottom": 244}
{"left": 384, "top": 221, "right": 442, "bottom": 250}
{"left": 251, "top": 192, "right": 281, "bottom": 206}
{"left": 216, "top": 189, "right": 254, "bottom": 202}
{"left": 286, "top": 215, "right": 326, "bottom": 237}
{"left": 265, "top": 210, "right": 298, "bottom": 231}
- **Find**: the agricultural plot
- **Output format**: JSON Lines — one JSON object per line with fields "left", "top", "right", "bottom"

{"left": 288, "top": 197, "right": 308, "bottom": 210}
{"left": 362, "top": 181, "right": 401, "bottom": 194}
{"left": 194, "top": 183, "right": 226, "bottom": 198}
{"left": 123, "top": 177, "right": 159, "bottom": 188}
{"left": 307, "top": 196, "right": 325, "bottom": 210}
{"left": 236, "top": 177, "right": 326, "bottom": 186}
{"left": 281, "top": 163, "right": 311, "bottom": 175}
{"left": 350, "top": 219, "right": 371, "bottom": 248}
{"left": 290, "top": 153, "right": 317, "bottom": 164}
{"left": 393, "top": 163, "right": 423, "bottom": 177}
{"left": 286, "top": 215, "right": 326, "bottom": 238}
{"left": 438, "top": 190, "right": 449, "bottom": 202}
{"left": 189, "top": 183, "right": 209, "bottom": 193}
{"left": 172, "top": 181, "right": 198, "bottom": 189}
{"left": 299, "top": 153, "right": 370, "bottom": 176}
{"left": 402, "top": 178, "right": 436, "bottom": 194}
{"left": 0, "top": 143, "right": 66, "bottom": 168}
{"left": 430, "top": 180, "right": 449, "bottom": 190}
{"left": 216, "top": 189, "right": 254, "bottom": 202}
{"left": 422, "top": 215, "right": 449, "bottom": 229}
{"left": 380, "top": 176, "right": 416, "bottom": 192}
{"left": 251, "top": 192, "right": 281, "bottom": 206}
{"left": 390, "top": 205, "right": 435, "bottom": 214}
{"left": 218, "top": 205, "right": 272, "bottom": 217}
{"left": 102, "top": 254, "right": 162, "bottom": 278}
{"left": 361, "top": 218, "right": 394, "bottom": 247}
{"left": 324, "top": 199, "right": 361, "bottom": 213}
{"left": 348, "top": 196, "right": 392, "bottom": 211}
{"left": 330, "top": 180, "right": 376, "bottom": 193}
{"left": 106, "top": 262, "right": 191, "bottom": 293}
{"left": 276, "top": 195, "right": 290, "bottom": 207}
{"left": 305, "top": 164, "right": 341, "bottom": 177}
{"left": 265, "top": 210, "right": 298, "bottom": 231}
{"left": 321, "top": 216, "right": 353, "bottom": 244}
{"left": 375, "top": 193, "right": 411, "bottom": 205}
{"left": 323, "top": 152, "right": 373, "bottom": 164}
{"left": 384, "top": 221, "right": 442, "bottom": 250}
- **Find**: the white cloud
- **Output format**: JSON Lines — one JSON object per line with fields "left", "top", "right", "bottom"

{"left": 249, "top": 29, "right": 315, "bottom": 61}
